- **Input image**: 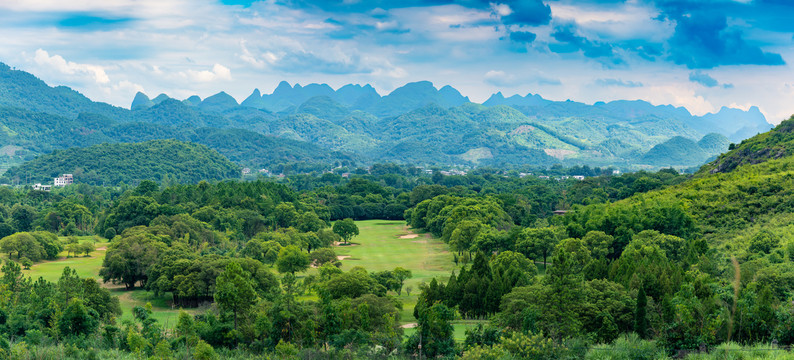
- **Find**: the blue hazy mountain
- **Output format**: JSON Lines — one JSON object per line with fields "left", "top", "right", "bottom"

{"left": 0, "top": 61, "right": 776, "bottom": 170}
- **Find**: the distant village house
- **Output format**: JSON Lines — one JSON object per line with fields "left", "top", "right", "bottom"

{"left": 32, "top": 183, "right": 52, "bottom": 191}
{"left": 54, "top": 174, "right": 73, "bottom": 187}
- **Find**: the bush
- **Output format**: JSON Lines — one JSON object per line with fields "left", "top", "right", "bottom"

{"left": 585, "top": 333, "right": 665, "bottom": 360}
{"left": 193, "top": 340, "right": 217, "bottom": 360}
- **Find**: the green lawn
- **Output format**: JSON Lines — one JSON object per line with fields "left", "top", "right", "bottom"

{"left": 17, "top": 221, "right": 459, "bottom": 330}
{"left": 18, "top": 237, "right": 191, "bottom": 327}
{"left": 334, "top": 220, "right": 457, "bottom": 324}
{"left": 19, "top": 237, "right": 107, "bottom": 282}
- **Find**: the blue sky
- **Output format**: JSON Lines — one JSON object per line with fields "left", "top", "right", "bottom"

{"left": 0, "top": 0, "right": 792, "bottom": 122}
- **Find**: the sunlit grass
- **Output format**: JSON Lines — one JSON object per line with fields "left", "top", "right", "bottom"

{"left": 335, "top": 220, "right": 458, "bottom": 324}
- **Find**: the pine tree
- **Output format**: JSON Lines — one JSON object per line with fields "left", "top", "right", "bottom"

{"left": 635, "top": 286, "right": 648, "bottom": 339}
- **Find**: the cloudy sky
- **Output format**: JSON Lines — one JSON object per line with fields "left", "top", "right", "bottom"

{"left": 1, "top": 0, "right": 793, "bottom": 123}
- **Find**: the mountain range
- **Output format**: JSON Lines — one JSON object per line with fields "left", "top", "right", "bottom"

{"left": 0, "top": 61, "right": 777, "bottom": 178}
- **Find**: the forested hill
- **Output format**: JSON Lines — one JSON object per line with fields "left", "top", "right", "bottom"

{"left": 700, "top": 115, "right": 794, "bottom": 174}
{"left": 0, "top": 62, "right": 774, "bottom": 170}
{"left": 0, "top": 63, "right": 129, "bottom": 120}
{"left": 1, "top": 139, "right": 241, "bottom": 185}
{"left": 560, "top": 114, "right": 794, "bottom": 256}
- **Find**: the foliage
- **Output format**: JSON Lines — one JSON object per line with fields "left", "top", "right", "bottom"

{"left": 2, "top": 139, "right": 241, "bottom": 186}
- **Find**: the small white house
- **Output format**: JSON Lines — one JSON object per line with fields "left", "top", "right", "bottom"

{"left": 54, "top": 174, "right": 73, "bottom": 187}
{"left": 33, "top": 183, "right": 52, "bottom": 191}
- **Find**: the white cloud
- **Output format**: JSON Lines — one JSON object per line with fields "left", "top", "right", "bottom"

{"left": 33, "top": 49, "right": 110, "bottom": 84}
{"left": 112, "top": 80, "right": 144, "bottom": 94}
{"left": 239, "top": 40, "right": 266, "bottom": 69}
{"left": 484, "top": 70, "right": 519, "bottom": 87}
{"left": 180, "top": 64, "right": 232, "bottom": 82}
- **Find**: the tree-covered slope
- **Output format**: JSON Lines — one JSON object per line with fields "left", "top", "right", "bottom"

{"left": 701, "top": 116, "right": 794, "bottom": 174}
{"left": 0, "top": 63, "right": 129, "bottom": 120}
{"left": 562, "top": 117, "right": 794, "bottom": 250}
{"left": 1, "top": 139, "right": 241, "bottom": 185}
{"left": 0, "top": 106, "right": 116, "bottom": 154}
{"left": 640, "top": 136, "right": 707, "bottom": 166}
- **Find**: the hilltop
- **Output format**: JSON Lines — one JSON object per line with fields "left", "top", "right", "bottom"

{"left": 129, "top": 80, "right": 771, "bottom": 169}
{"left": 1, "top": 139, "right": 240, "bottom": 186}
{"left": 0, "top": 62, "right": 775, "bottom": 172}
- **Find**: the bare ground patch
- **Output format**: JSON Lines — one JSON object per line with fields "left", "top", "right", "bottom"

{"left": 401, "top": 323, "right": 417, "bottom": 329}
{"left": 399, "top": 234, "right": 419, "bottom": 239}
{"left": 544, "top": 148, "right": 576, "bottom": 160}
{"left": 337, "top": 255, "right": 351, "bottom": 261}
{"left": 333, "top": 241, "right": 359, "bottom": 247}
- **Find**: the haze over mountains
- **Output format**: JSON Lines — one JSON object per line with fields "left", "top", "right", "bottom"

{"left": 0, "top": 61, "right": 775, "bottom": 181}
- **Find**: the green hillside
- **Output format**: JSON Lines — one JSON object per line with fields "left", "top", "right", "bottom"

{"left": 1, "top": 139, "right": 240, "bottom": 185}
{"left": 640, "top": 136, "right": 705, "bottom": 166}
{"left": 640, "top": 133, "right": 731, "bottom": 167}
{"left": 563, "top": 116, "right": 794, "bottom": 250}
{"left": 0, "top": 63, "right": 129, "bottom": 120}
{"left": 696, "top": 132, "right": 731, "bottom": 154}
{"left": 702, "top": 116, "right": 794, "bottom": 174}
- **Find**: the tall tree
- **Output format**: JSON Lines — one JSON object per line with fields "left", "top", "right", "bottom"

{"left": 214, "top": 262, "right": 257, "bottom": 329}
{"left": 635, "top": 286, "right": 648, "bottom": 339}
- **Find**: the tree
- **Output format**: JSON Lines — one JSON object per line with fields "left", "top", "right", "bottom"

{"left": 10, "top": 204, "right": 36, "bottom": 232}
{"left": 635, "top": 286, "right": 648, "bottom": 339}
{"left": 333, "top": 218, "right": 359, "bottom": 245}
{"left": 408, "top": 303, "right": 455, "bottom": 358}
{"left": 214, "top": 262, "right": 257, "bottom": 329}
{"left": 310, "top": 248, "right": 339, "bottom": 267}
{"left": 21, "top": 257, "right": 31, "bottom": 270}
{"left": 393, "top": 267, "right": 413, "bottom": 295}
{"left": 297, "top": 211, "right": 326, "bottom": 233}
{"left": 544, "top": 245, "right": 584, "bottom": 339}
{"left": 749, "top": 231, "right": 780, "bottom": 254}
{"left": 274, "top": 203, "right": 298, "bottom": 229}
{"left": 449, "top": 220, "right": 482, "bottom": 255}
{"left": 99, "top": 226, "right": 168, "bottom": 289}
{"left": 276, "top": 245, "right": 310, "bottom": 274}
{"left": 516, "top": 227, "right": 560, "bottom": 266}
{"left": 59, "top": 298, "right": 99, "bottom": 337}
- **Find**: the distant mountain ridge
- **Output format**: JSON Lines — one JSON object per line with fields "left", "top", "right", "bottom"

{"left": 0, "top": 61, "right": 778, "bottom": 173}
{"left": 130, "top": 80, "right": 770, "bottom": 145}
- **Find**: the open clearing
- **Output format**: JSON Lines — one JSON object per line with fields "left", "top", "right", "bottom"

{"left": 18, "top": 237, "right": 192, "bottom": 326}
{"left": 19, "top": 221, "right": 461, "bottom": 335}
{"left": 334, "top": 220, "right": 458, "bottom": 327}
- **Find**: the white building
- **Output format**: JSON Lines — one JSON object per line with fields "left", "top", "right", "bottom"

{"left": 54, "top": 174, "right": 73, "bottom": 187}
{"left": 33, "top": 183, "right": 52, "bottom": 191}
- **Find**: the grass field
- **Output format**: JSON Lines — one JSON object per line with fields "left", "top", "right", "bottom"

{"left": 16, "top": 236, "right": 192, "bottom": 325}
{"left": 334, "top": 220, "right": 458, "bottom": 326}
{"left": 16, "top": 221, "right": 465, "bottom": 336}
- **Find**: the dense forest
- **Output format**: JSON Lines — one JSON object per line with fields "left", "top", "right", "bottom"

{"left": 1, "top": 140, "right": 241, "bottom": 186}
{"left": 0, "top": 118, "right": 792, "bottom": 358}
